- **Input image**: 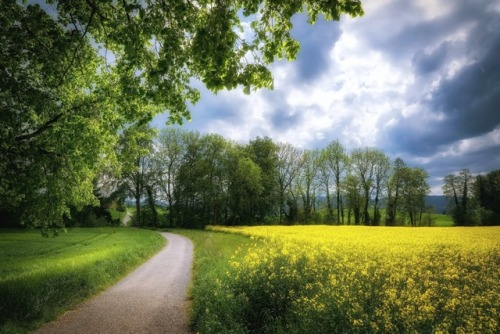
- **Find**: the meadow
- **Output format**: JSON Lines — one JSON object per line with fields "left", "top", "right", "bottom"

{"left": 433, "top": 213, "right": 454, "bottom": 226}
{"left": 0, "top": 228, "right": 165, "bottom": 333}
{"left": 184, "top": 225, "right": 499, "bottom": 334}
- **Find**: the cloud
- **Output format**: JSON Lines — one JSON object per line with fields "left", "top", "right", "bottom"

{"left": 380, "top": 0, "right": 500, "bottom": 158}
{"left": 289, "top": 15, "right": 343, "bottom": 82}
{"left": 411, "top": 42, "right": 450, "bottom": 75}
{"left": 151, "top": 0, "right": 500, "bottom": 194}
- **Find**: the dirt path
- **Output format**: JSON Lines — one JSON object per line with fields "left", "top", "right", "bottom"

{"left": 35, "top": 233, "right": 193, "bottom": 334}
{"left": 122, "top": 210, "right": 132, "bottom": 226}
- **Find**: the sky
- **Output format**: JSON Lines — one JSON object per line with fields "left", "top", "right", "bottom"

{"left": 152, "top": 0, "right": 500, "bottom": 195}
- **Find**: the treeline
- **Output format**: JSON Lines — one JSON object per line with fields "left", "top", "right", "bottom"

{"left": 112, "top": 127, "right": 431, "bottom": 228}
{"left": 443, "top": 169, "right": 500, "bottom": 226}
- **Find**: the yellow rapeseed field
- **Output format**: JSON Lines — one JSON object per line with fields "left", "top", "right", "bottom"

{"left": 208, "top": 225, "right": 499, "bottom": 333}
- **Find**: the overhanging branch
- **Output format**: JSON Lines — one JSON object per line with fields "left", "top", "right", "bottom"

{"left": 14, "top": 113, "right": 64, "bottom": 143}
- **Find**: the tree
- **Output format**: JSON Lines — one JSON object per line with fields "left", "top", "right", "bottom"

{"left": 386, "top": 158, "right": 406, "bottom": 226}
{"left": 0, "top": 2, "right": 120, "bottom": 228}
{"left": 318, "top": 151, "right": 335, "bottom": 223}
{"left": 226, "top": 149, "right": 263, "bottom": 225}
{"left": 117, "top": 124, "right": 156, "bottom": 227}
{"left": 472, "top": 169, "right": 500, "bottom": 226}
{"left": 322, "top": 140, "right": 349, "bottom": 224}
{"left": 371, "top": 150, "right": 390, "bottom": 225}
{"left": 297, "top": 149, "right": 321, "bottom": 223}
{"left": 246, "top": 137, "right": 280, "bottom": 221}
{"left": 198, "top": 134, "right": 231, "bottom": 225}
{"left": 344, "top": 172, "right": 363, "bottom": 225}
{"left": 443, "top": 169, "right": 475, "bottom": 226}
{"left": 173, "top": 131, "right": 203, "bottom": 228}
{"left": 0, "top": 0, "right": 364, "bottom": 228}
{"left": 276, "top": 143, "right": 302, "bottom": 224}
{"left": 350, "top": 148, "right": 376, "bottom": 225}
{"left": 152, "top": 128, "right": 187, "bottom": 226}
{"left": 400, "top": 167, "right": 430, "bottom": 226}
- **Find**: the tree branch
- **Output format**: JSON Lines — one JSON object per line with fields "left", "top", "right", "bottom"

{"left": 15, "top": 113, "right": 64, "bottom": 143}
{"left": 56, "top": 5, "right": 96, "bottom": 87}
{"left": 14, "top": 99, "right": 99, "bottom": 143}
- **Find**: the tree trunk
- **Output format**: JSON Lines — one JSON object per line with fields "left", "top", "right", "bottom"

{"left": 135, "top": 194, "right": 141, "bottom": 227}
{"left": 363, "top": 188, "right": 370, "bottom": 225}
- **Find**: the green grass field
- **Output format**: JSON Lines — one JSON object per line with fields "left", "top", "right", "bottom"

{"left": 0, "top": 228, "right": 165, "bottom": 333}
{"left": 109, "top": 209, "right": 127, "bottom": 222}
{"left": 433, "top": 213, "right": 454, "bottom": 226}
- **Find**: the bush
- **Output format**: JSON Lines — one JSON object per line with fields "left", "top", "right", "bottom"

{"left": 66, "top": 205, "right": 119, "bottom": 227}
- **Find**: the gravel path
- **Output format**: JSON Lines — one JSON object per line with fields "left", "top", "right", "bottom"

{"left": 35, "top": 233, "right": 193, "bottom": 334}
{"left": 122, "top": 210, "right": 132, "bottom": 226}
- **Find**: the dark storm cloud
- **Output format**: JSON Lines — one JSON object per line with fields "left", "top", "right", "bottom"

{"left": 414, "top": 140, "right": 500, "bottom": 186}
{"left": 358, "top": 0, "right": 492, "bottom": 63}
{"left": 411, "top": 42, "right": 449, "bottom": 75}
{"left": 379, "top": 0, "right": 500, "bottom": 156}
{"left": 388, "top": 37, "right": 500, "bottom": 156}
{"left": 430, "top": 37, "right": 500, "bottom": 139}
{"left": 289, "top": 15, "right": 342, "bottom": 82}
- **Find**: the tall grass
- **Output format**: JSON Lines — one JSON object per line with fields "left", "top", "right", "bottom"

{"left": 172, "top": 229, "right": 262, "bottom": 333}
{"left": 0, "top": 228, "right": 165, "bottom": 333}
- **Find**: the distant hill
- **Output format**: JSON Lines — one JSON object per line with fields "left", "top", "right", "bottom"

{"left": 426, "top": 195, "right": 448, "bottom": 214}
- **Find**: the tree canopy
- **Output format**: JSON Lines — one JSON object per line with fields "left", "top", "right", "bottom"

{"left": 0, "top": 0, "right": 363, "bottom": 228}
{"left": 122, "top": 129, "right": 431, "bottom": 228}
{"left": 444, "top": 169, "right": 500, "bottom": 226}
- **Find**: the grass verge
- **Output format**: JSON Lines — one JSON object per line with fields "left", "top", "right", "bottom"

{"left": 171, "top": 229, "right": 261, "bottom": 333}
{"left": 0, "top": 227, "right": 165, "bottom": 333}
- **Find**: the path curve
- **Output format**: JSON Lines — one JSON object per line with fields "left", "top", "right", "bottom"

{"left": 35, "top": 233, "right": 193, "bottom": 334}
{"left": 122, "top": 210, "right": 132, "bottom": 226}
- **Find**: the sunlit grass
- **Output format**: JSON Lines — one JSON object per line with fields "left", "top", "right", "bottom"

{"left": 433, "top": 213, "right": 454, "bottom": 226}
{"left": 0, "top": 228, "right": 165, "bottom": 333}
{"left": 109, "top": 209, "right": 127, "bottom": 221}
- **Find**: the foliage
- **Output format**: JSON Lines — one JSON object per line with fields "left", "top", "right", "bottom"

{"left": 443, "top": 169, "right": 476, "bottom": 226}
{"left": 138, "top": 129, "right": 433, "bottom": 228}
{"left": 0, "top": 228, "right": 165, "bottom": 333}
{"left": 276, "top": 142, "right": 303, "bottom": 224}
{"left": 443, "top": 169, "right": 500, "bottom": 226}
{"left": 207, "top": 225, "right": 500, "bottom": 334}
{"left": 117, "top": 124, "right": 157, "bottom": 227}
{"left": 246, "top": 137, "right": 280, "bottom": 220}
{"left": 0, "top": 0, "right": 363, "bottom": 228}
{"left": 474, "top": 170, "right": 500, "bottom": 226}
{"left": 66, "top": 203, "right": 118, "bottom": 227}
{"left": 0, "top": 1, "right": 118, "bottom": 228}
